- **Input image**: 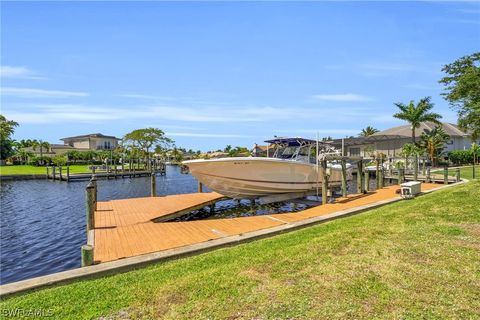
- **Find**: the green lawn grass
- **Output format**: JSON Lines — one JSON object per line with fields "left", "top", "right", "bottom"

{"left": 432, "top": 165, "right": 479, "bottom": 180}
{"left": 1, "top": 181, "right": 479, "bottom": 319}
{"left": 0, "top": 165, "right": 121, "bottom": 175}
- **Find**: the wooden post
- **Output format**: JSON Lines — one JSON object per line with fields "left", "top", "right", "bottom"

{"left": 378, "top": 158, "right": 384, "bottom": 188}
{"left": 81, "top": 245, "right": 94, "bottom": 267}
{"left": 388, "top": 158, "right": 393, "bottom": 177}
{"left": 46, "top": 166, "right": 49, "bottom": 180}
{"left": 414, "top": 155, "right": 418, "bottom": 181}
{"left": 52, "top": 166, "right": 56, "bottom": 181}
{"left": 198, "top": 181, "right": 203, "bottom": 193}
{"left": 444, "top": 166, "right": 448, "bottom": 185}
{"left": 364, "top": 169, "right": 370, "bottom": 192}
{"left": 59, "top": 166, "right": 63, "bottom": 181}
{"left": 473, "top": 154, "right": 476, "bottom": 179}
{"left": 321, "top": 160, "right": 328, "bottom": 205}
{"left": 91, "top": 175, "right": 97, "bottom": 210}
{"left": 86, "top": 181, "right": 95, "bottom": 231}
{"left": 151, "top": 171, "right": 156, "bottom": 197}
{"left": 426, "top": 167, "right": 431, "bottom": 183}
{"left": 375, "top": 158, "right": 380, "bottom": 190}
{"left": 356, "top": 160, "right": 363, "bottom": 194}
{"left": 341, "top": 159, "right": 347, "bottom": 198}
{"left": 66, "top": 166, "right": 70, "bottom": 182}
{"left": 422, "top": 159, "right": 426, "bottom": 176}
{"left": 455, "top": 168, "right": 460, "bottom": 182}
{"left": 92, "top": 166, "right": 96, "bottom": 175}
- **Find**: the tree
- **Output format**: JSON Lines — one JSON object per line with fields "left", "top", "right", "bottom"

{"left": 123, "top": 128, "right": 173, "bottom": 168}
{"left": 393, "top": 97, "right": 443, "bottom": 144}
{"left": 31, "top": 140, "right": 50, "bottom": 165}
{"left": 15, "top": 139, "right": 37, "bottom": 149}
{"left": 229, "top": 146, "right": 250, "bottom": 157}
{"left": 0, "top": 115, "right": 19, "bottom": 161}
{"left": 52, "top": 155, "right": 67, "bottom": 166}
{"left": 471, "top": 142, "right": 479, "bottom": 179}
{"left": 224, "top": 145, "right": 232, "bottom": 153}
{"left": 65, "top": 150, "right": 83, "bottom": 163}
{"left": 14, "top": 149, "right": 34, "bottom": 164}
{"left": 439, "top": 52, "right": 480, "bottom": 140}
{"left": 400, "top": 143, "right": 422, "bottom": 169}
{"left": 359, "top": 126, "right": 379, "bottom": 137}
{"left": 394, "top": 97, "right": 443, "bottom": 177}
{"left": 418, "top": 126, "right": 450, "bottom": 167}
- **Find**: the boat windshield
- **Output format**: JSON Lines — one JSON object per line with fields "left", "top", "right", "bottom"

{"left": 279, "top": 147, "right": 297, "bottom": 159}
{"left": 265, "top": 137, "right": 339, "bottom": 164}
{"left": 274, "top": 145, "right": 312, "bottom": 162}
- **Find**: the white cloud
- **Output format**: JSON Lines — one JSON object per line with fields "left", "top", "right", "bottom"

{"left": 402, "top": 83, "right": 440, "bottom": 91}
{"left": 457, "top": 9, "right": 480, "bottom": 14}
{"left": 1, "top": 87, "right": 89, "bottom": 98}
{"left": 166, "top": 132, "right": 255, "bottom": 138}
{"left": 325, "top": 61, "right": 442, "bottom": 77}
{"left": 296, "top": 129, "right": 360, "bottom": 135}
{"left": 2, "top": 102, "right": 379, "bottom": 125}
{"left": 0, "top": 66, "right": 44, "bottom": 79}
{"left": 2, "top": 104, "right": 264, "bottom": 124}
{"left": 453, "top": 19, "right": 480, "bottom": 25}
{"left": 119, "top": 94, "right": 173, "bottom": 100}
{"left": 310, "top": 93, "right": 373, "bottom": 102}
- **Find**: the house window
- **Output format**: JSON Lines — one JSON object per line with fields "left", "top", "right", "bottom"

{"left": 104, "top": 141, "right": 111, "bottom": 149}
{"left": 349, "top": 147, "right": 360, "bottom": 156}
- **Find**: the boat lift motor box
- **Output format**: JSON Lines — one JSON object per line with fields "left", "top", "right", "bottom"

{"left": 400, "top": 181, "right": 422, "bottom": 199}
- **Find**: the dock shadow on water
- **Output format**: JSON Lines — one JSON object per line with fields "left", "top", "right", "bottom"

{"left": 172, "top": 199, "right": 313, "bottom": 221}
{"left": 0, "top": 166, "right": 384, "bottom": 284}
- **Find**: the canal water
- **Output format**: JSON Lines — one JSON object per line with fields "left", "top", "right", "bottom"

{"left": 0, "top": 165, "right": 382, "bottom": 284}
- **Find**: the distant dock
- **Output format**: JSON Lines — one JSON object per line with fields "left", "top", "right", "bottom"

{"left": 46, "top": 163, "right": 166, "bottom": 182}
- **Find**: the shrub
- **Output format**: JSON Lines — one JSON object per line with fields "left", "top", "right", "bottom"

{"left": 448, "top": 150, "right": 480, "bottom": 165}
{"left": 30, "top": 156, "right": 52, "bottom": 166}
{"left": 52, "top": 155, "right": 67, "bottom": 166}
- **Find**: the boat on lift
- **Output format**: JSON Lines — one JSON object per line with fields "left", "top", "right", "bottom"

{"left": 182, "top": 137, "right": 353, "bottom": 199}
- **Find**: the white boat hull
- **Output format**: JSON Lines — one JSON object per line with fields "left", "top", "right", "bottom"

{"left": 183, "top": 157, "right": 352, "bottom": 199}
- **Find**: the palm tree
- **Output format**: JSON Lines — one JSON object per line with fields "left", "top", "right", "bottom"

{"left": 394, "top": 97, "right": 443, "bottom": 178}
{"left": 393, "top": 97, "right": 442, "bottom": 144}
{"left": 418, "top": 126, "right": 450, "bottom": 167}
{"left": 32, "top": 140, "right": 50, "bottom": 165}
{"left": 15, "top": 149, "right": 34, "bottom": 165}
{"left": 359, "top": 126, "right": 379, "bottom": 137}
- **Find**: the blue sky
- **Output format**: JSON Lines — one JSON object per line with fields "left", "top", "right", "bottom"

{"left": 1, "top": 1, "right": 479, "bottom": 151}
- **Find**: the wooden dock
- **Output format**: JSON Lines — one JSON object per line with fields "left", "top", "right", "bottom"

{"left": 92, "top": 183, "right": 440, "bottom": 263}
{"left": 46, "top": 164, "right": 166, "bottom": 182}
{"left": 384, "top": 174, "right": 457, "bottom": 184}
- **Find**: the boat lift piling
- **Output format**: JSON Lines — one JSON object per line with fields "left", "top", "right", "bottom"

{"left": 151, "top": 171, "right": 156, "bottom": 197}
{"left": 340, "top": 159, "right": 347, "bottom": 198}
{"left": 357, "top": 160, "right": 364, "bottom": 194}
{"left": 364, "top": 168, "right": 370, "bottom": 192}
{"left": 321, "top": 160, "right": 328, "bottom": 205}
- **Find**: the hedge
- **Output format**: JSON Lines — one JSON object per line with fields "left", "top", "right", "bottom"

{"left": 448, "top": 150, "right": 480, "bottom": 165}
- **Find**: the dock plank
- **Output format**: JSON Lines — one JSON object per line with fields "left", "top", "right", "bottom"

{"left": 93, "top": 184, "right": 440, "bottom": 263}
